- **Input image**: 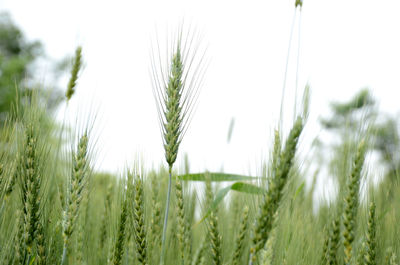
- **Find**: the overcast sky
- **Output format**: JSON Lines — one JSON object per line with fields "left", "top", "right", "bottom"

{"left": 1, "top": 0, "right": 400, "bottom": 177}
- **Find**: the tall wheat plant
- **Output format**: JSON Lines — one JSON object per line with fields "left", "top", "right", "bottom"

{"left": 151, "top": 29, "right": 206, "bottom": 265}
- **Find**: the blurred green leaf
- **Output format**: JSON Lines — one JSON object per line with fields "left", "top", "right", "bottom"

{"left": 194, "top": 181, "right": 264, "bottom": 227}
{"left": 177, "top": 172, "right": 258, "bottom": 182}
{"left": 293, "top": 181, "right": 305, "bottom": 201}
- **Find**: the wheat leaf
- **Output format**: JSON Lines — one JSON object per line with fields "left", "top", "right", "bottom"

{"left": 194, "top": 182, "right": 264, "bottom": 227}
{"left": 177, "top": 172, "right": 258, "bottom": 182}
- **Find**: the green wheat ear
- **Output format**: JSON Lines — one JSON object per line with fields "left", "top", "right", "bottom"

{"left": 343, "top": 140, "right": 366, "bottom": 264}
{"left": 163, "top": 46, "right": 184, "bottom": 167}
{"left": 132, "top": 173, "right": 147, "bottom": 265}
{"left": 232, "top": 206, "right": 249, "bottom": 265}
{"left": 320, "top": 226, "right": 329, "bottom": 264}
{"left": 175, "top": 178, "right": 188, "bottom": 264}
{"left": 364, "top": 202, "right": 376, "bottom": 265}
{"left": 20, "top": 124, "right": 42, "bottom": 258}
{"left": 112, "top": 195, "right": 128, "bottom": 265}
{"left": 327, "top": 217, "right": 340, "bottom": 265}
{"left": 251, "top": 117, "right": 304, "bottom": 259}
{"left": 66, "top": 46, "right": 83, "bottom": 101}
{"left": 151, "top": 29, "right": 207, "bottom": 170}
{"left": 61, "top": 133, "right": 90, "bottom": 265}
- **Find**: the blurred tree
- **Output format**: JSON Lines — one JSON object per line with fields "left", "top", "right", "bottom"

{"left": 320, "top": 88, "right": 376, "bottom": 131}
{"left": 319, "top": 88, "right": 400, "bottom": 194}
{"left": 0, "top": 11, "right": 64, "bottom": 124}
{"left": 372, "top": 115, "right": 400, "bottom": 183}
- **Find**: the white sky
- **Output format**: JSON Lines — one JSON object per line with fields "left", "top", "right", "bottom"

{"left": 1, "top": 0, "right": 400, "bottom": 178}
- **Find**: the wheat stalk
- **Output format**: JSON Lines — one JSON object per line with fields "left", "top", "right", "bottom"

{"left": 154, "top": 40, "right": 185, "bottom": 265}
{"left": 151, "top": 29, "right": 206, "bottom": 265}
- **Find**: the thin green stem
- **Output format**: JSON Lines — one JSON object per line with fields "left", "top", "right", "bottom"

{"left": 294, "top": 7, "right": 302, "bottom": 120}
{"left": 61, "top": 245, "right": 67, "bottom": 265}
{"left": 58, "top": 105, "right": 69, "bottom": 265}
{"left": 279, "top": 8, "right": 298, "bottom": 130}
{"left": 160, "top": 167, "right": 172, "bottom": 265}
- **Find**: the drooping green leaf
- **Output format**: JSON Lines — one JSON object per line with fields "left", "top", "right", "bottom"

{"left": 230, "top": 182, "right": 265, "bottom": 194}
{"left": 194, "top": 182, "right": 264, "bottom": 227}
{"left": 177, "top": 172, "right": 258, "bottom": 182}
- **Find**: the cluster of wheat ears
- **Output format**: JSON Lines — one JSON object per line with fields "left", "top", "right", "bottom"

{"left": 0, "top": 2, "right": 399, "bottom": 265}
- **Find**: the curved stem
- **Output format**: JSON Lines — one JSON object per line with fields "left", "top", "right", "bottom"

{"left": 160, "top": 167, "right": 172, "bottom": 265}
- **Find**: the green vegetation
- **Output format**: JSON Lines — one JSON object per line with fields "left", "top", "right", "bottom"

{"left": 0, "top": 12, "right": 42, "bottom": 123}
{"left": 1, "top": 3, "right": 399, "bottom": 265}
{"left": 0, "top": 12, "right": 66, "bottom": 125}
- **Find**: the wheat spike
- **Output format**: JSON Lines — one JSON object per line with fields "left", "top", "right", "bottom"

{"left": 133, "top": 174, "right": 147, "bottom": 265}
{"left": 364, "top": 202, "right": 376, "bottom": 265}
{"left": 252, "top": 117, "right": 303, "bottom": 258}
{"left": 66, "top": 46, "right": 82, "bottom": 101}
{"left": 343, "top": 140, "right": 366, "bottom": 264}
{"left": 61, "top": 133, "right": 90, "bottom": 264}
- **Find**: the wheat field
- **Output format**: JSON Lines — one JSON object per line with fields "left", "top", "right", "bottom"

{"left": 1, "top": 4, "right": 400, "bottom": 265}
